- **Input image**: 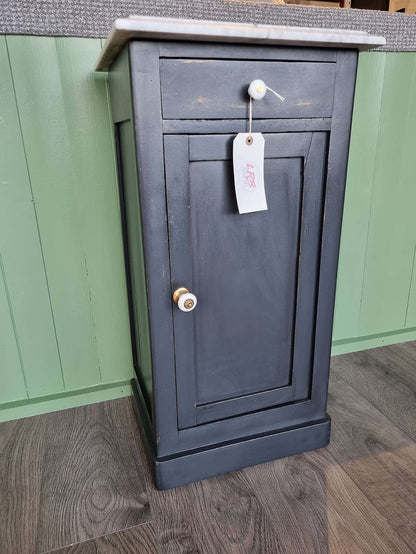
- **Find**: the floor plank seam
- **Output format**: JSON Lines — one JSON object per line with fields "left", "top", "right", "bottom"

{"left": 37, "top": 520, "right": 155, "bottom": 554}
{"left": 34, "top": 421, "right": 49, "bottom": 554}
{"left": 331, "top": 372, "right": 416, "bottom": 443}
{"left": 325, "top": 443, "right": 415, "bottom": 551}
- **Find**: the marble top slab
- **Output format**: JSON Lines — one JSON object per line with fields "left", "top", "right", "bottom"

{"left": 95, "top": 15, "right": 386, "bottom": 71}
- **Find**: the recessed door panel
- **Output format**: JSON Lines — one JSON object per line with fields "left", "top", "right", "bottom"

{"left": 190, "top": 157, "right": 301, "bottom": 404}
{"left": 165, "top": 133, "right": 327, "bottom": 428}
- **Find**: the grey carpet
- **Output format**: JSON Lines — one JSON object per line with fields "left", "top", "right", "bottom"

{"left": 0, "top": 0, "right": 415, "bottom": 51}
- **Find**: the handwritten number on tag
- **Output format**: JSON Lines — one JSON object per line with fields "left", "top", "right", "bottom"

{"left": 233, "top": 133, "right": 267, "bottom": 214}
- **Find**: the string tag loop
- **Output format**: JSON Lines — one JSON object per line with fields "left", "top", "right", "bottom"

{"left": 232, "top": 79, "right": 285, "bottom": 214}
{"left": 247, "top": 79, "right": 285, "bottom": 137}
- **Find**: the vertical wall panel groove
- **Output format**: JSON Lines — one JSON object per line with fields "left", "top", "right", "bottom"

{"left": 53, "top": 38, "right": 133, "bottom": 383}
{"left": 402, "top": 54, "right": 416, "bottom": 329}
{"left": 0, "top": 255, "right": 27, "bottom": 402}
{"left": 0, "top": 35, "right": 27, "bottom": 403}
{"left": 333, "top": 52, "right": 386, "bottom": 341}
{"left": 404, "top": 242, "right": 416, "bottom": 327}
{"left": 406, "top": 250, "right": 416, "bottom": 327}
{"left": 6, "top": 36, "right": 102, "bottom": 391}
{"left": 0, "top": 35, "right": 63, "bottom": 398}
{"left": 358, "top": 53, "right": 416, "bottom": 336}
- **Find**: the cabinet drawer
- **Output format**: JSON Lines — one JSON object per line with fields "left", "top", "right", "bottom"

{"left": 160, "top": 58, "right": 336, "bottom": 120}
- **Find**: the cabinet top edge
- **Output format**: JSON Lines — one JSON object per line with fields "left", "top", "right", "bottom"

{"left": 95, "top": 15, "right": 385, "bottom": 71}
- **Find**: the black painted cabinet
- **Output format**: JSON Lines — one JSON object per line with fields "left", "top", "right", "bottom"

{"left": 108, "top": 39, "right": 358, "bottom": 489}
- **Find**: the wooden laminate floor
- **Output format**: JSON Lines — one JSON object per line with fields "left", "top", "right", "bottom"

{"left": 1, "top": 341, "right": 416, "bottom": 553}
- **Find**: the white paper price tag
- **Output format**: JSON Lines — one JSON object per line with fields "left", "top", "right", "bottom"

{"left": 233, "top": 133, "right": 267, "bottom": 214}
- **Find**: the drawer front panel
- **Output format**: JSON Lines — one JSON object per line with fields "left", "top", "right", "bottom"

{"left": 160, "top": 59, "right": 336, "bottom": 120}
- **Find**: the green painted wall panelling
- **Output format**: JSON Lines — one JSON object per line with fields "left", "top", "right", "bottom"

{"left": 333, "top": 52, "right": 416, "bottom": 352}
{"left": 0, "top": 38, "right": 415, "bottom": 421}
{"left": 359, "top": 53, "right": 416, "bottom": 335}
{"left": 332, "top": 52, "right": 386, "bottom": 341}
{"left": 0, "top": 36, "right": 133, "bottom": 422}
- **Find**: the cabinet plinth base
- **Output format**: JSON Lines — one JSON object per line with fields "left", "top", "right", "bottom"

{"left": 131, "top": 378, "right": 330, "bottom": 490}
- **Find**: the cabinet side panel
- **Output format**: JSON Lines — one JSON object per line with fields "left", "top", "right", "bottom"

{"left": 109, "top": 49, "right": 153, "bottom": 413}
{"left": 313, "top": 49, "right": 358, "bottom": 413}
{"left": 129, "top": 41, "right": 179, "bottom": 456}
{"left": 108, "top": 47, "right": 134, "bottom": 124}
{"left": 115, "top": 121, "right": 153, "bottom": 410}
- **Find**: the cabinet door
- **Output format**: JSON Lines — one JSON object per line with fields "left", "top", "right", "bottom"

{"left": 165, "top": 132, "right": 328, "bottom": 429}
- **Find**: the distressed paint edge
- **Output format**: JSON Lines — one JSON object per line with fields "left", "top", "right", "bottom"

{"left": 0, "top": 379, "right": 132, "bottom": 422}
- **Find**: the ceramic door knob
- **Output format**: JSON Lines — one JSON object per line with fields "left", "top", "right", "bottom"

{"left": 173, "top": 287, "right": 197, "bottom": 312}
